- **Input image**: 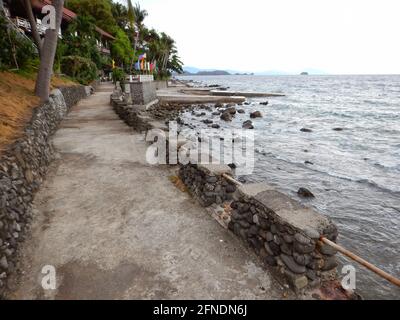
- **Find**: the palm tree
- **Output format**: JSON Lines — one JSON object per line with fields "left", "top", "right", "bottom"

{"left": 133, "top": 3, "right": 148, "bottom": 30}
{"left": 35, "top": 0, "right": 65, "bottom": 102}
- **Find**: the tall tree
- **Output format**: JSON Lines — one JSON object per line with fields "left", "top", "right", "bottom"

{"left": 65, "top": 0, "right": 116, "bottom": 34}
{"left": 35, "top": 0, "right": 64, "bottom": 102}
{"left": 0, "top": 0, "right": 4, "bottom": 13}
{"left": 22, "top": 0, "right": 42, "bottom": 56}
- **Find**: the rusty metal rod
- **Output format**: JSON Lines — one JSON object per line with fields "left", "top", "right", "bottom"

{"left": 321, "top": 237, "right": 400, "bottom": 287}
{"left": 222, "top": 173, "right": 243, "bottom": 186}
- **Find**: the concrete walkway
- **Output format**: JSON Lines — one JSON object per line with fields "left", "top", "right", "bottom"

{"left": 7, "top": 83, "right": 286, "bottom": 300}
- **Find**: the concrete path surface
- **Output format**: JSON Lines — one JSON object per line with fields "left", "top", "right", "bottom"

{"left": 7, "top": 83, "right": 287, "bottom": 300}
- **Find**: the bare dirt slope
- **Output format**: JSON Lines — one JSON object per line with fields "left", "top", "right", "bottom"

{"left": 7, "top": 83, "right": 287, "bottom": 300}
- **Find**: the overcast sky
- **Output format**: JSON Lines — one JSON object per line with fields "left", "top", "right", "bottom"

{"left": 117, "top": 0, "right": 400, "bottom": 74}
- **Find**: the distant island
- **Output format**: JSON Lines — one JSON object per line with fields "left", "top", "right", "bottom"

{"left": 300, "top": 72, "right": 309, "bottom": 75}
{"left": 184, "top": 70, "right": 231, "bottom": 76}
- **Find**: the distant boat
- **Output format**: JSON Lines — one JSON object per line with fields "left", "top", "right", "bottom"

{"left": 300, "top": 72, "right": 309, "bottom": 75}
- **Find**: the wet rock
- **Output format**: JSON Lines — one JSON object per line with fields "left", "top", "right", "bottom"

{"left": 226, "top": 107, "right": 237, "bottom": 115}
{"left": 237, "top": 109, "right": 245, "bottom": 114}
{"left": 215, "top": 102, "right": 223, "bottom": 108}
{"left": 333, "top": 128, "right": 344, "bottom": 131}
{"left": 250, "top": 111, "right": 262, "bottom": 118}
{"left": 305, "top": 161, "right": 314, "bottom": 165}
{"left": 297, "top": 187, "right": 315, "bottom": 198}
{"left": 202, "top": 119, "right": 213, "bottom": 125}
{"left": 242, "top": 120, "right": 254, "bottom": 129}
{"left": 212, "top": 111, "right": 221, "bottom": 116}
{"left": 260, "top": 101, "right": 269, "bottom": 105}
{"left": 228, "top": 163, "right": 237, "bottom": 169}
{"left": 300, "top": 128, "right": 313, "bottom": 133}
{"left": 211, "top": 124, "right": 220, "bottom": 129}
{"left": 220, "top": 112, "right": 232, "bottom": 122}
{"left": 280, "top": 254, "right": 306, "bottom": 274}
{"left": 322, "top": 257, "right": 338, "bottom": 271}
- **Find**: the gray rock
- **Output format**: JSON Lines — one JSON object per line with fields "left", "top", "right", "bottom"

{"left": 237, "top": 109, "right": 245, "bottom": 114}
{"left": 303, "top": 227, "right": 320, "bottom": 240}
{"left": 226, "top": 107, "right": 237, "bottom": 115}
{"left": 242, "top": 120, "right": 254, "bottom": 129}
{"left": 318, "top": 243, "right": 338, "bottom": 256}
{"left": 294, "top": 241, "right": 316, "bottom": 254}
{"left": 280, "top": 254, "right": 306, "bottom": 274}
{"left": 300, "top": 128, "right": 313, "bottom": 133}
{"left": 0, "top": 256, "right": 8, "bottom": 270}
{"left": 220, "top": 112, "right": 232, "bottom": 122}
{"left": 250, "top": 111, "right": 262, "bottom": 118}
{"left": 297, "top": 187, "right": 315, "bottom": 198}
{"left": 322, "top": 257, "right": 338, "bottom": 271}
{"left": 294, "top": 233, "right": 311, "bottom": 245}
{"left": 266, "top": 232, "right": 274, "bottom": 242}
{"left": 283, "top": 234, "right": 294, "bottom": 243}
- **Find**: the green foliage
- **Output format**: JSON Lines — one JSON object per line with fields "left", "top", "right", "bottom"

{"left": 111, "top": 2, "right": 129, "bottom": 30}
{"left": 61, "top": 55, "right": 98, "bottom": 85}
{"left": 61, "top": 15, "right": 102, "bottom": 68}
{"left": 0, "top": 15, "right": 37, "bottom": 71}
{"left": 65, "top": 0, "right": 117, "bottom": 34}
{"left": 112, "top": 67, "right": 125, "bottom": 91}
{"left": 111, "top": 28, "right": 132, "bottom": 68}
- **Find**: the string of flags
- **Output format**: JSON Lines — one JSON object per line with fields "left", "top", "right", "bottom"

{"left": 135, "top": 53, "right": 156, "bottom": 72}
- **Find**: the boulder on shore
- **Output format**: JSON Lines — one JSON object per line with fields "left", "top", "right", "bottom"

{"left": 226, "top": 107, "right": 237, "bottom": 115}
{"left": 242, "top": 120, "right": 254, "bottom": 129}
{"left": 250, "top": 111, "right": 262, "bottom": 119}
{"left": 220, "top": 112, "right": 232, "bottom": 122}
{"left": 297, "top": 188, "right": 315, "bottom": 198}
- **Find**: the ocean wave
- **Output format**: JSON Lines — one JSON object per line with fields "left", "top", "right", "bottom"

{"left": 255, "top": 149, "right": 400, "bottom": 194}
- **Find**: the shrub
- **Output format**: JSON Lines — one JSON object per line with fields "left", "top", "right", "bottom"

{"left": 112, "top": 67, "right": 126, "bottom": 91}
{"left": 0, "top": 15, "right": 38, "bottom": 71}
{"left": 61, "top": 55, "right": 98, "bottom": 85}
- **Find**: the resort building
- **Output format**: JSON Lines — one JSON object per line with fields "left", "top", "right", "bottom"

{"left": 2, "top": 0, "right": 114, "bottom": 56}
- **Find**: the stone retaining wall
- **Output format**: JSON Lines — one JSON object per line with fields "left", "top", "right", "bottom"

{"left": 179, "top": 163, "right": 339, "bottom": 292}
{"left": 109, "top": 91, "right": 341, "bottom": 293}
{"left": 130, "top": 81, "right": 157, "bottom": 105}
{"left": 0, "top": 85, "right": 88, "bottom": 296}
{"left": 110, "top": 94, "right": 153, "bottom": 132}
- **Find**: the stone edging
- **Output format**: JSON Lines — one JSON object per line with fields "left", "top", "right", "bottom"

{"left": 109, "top": 93, "right": 341, "bottom": 294}
{"left": 0, "top": 85, "right": 89, "bottom": 296}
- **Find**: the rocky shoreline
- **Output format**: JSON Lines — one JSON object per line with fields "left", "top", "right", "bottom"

{"left": 110, "top": 88, "right": 358, "bottom": 299}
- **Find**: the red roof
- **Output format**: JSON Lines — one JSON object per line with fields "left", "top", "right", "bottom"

{"left": 32, "top": 0, "right": 115, "bottom": 40}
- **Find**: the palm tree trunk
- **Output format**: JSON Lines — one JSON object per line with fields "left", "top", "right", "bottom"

{"left": 23, "top": 0, "right": 42, "bottom": 57}
{"left": 35, "top": 0, "right": 64, "bottom": 102}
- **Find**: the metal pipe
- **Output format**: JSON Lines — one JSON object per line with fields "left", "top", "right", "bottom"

{"left": 220, "top": 173, "right": 400, "bottom": 288}
{"left": 321, "top": 237, "right": 400, "bottom": 287}
{"left": 222, "top": 173, "right": 243, "bottom": 186}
